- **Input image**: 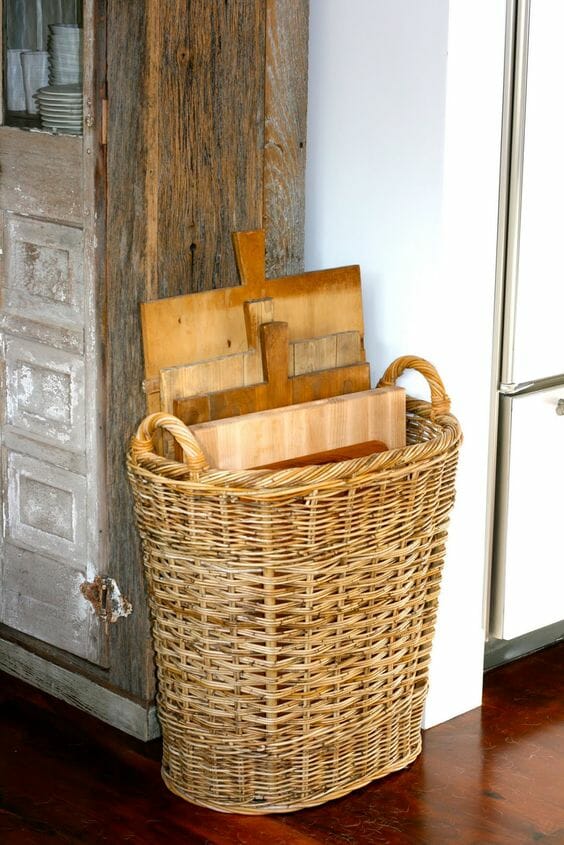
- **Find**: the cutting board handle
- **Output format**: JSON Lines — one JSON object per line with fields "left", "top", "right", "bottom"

{"left": 132, "top": 412, "right": 209, "bottom": 474}
{"left": 377, "top": 356, "right": 451, "bottom": 418}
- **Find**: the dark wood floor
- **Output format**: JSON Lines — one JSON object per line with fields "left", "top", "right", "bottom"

{"left": 1, "top": 642, "right": 563, "bottom": 844}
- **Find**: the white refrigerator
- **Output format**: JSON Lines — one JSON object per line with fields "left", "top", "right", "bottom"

{"left": 490, "top": 0, "right": 564, "bottom": 641}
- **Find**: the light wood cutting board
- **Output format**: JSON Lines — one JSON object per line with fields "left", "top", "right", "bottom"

{"left": 188, "top": 387, "right": 406, "bottom": 471}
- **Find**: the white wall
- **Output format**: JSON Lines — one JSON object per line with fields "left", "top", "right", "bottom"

{"left": 305, "top": 0, "right": 506, "bottom": 727}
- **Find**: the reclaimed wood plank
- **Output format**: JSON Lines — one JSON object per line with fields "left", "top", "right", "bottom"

{"left": 150, "top": 0, "right": 265, "bottom": 297}
{"left": 105, "top": 0, "right": 156, "bottom": 701}
{"left": 264, "top": 0, "right": 309, "bottom": 278}
{"left": 105, "top": 0, "right": 310, "bottom": 700}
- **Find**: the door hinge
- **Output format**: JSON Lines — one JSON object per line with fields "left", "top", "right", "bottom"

{"left": 101, "top": 97, "right": 108, "bottom": 146}
{"left": 81, "top": 576, "right": 132, "bottom": 623}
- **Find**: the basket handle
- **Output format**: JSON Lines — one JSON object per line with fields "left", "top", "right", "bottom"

{"left": 377, "top": 356, "right": 451, "bottom": 418}
{"left": 131, "top": 412, "right": 209, "bottom": 472}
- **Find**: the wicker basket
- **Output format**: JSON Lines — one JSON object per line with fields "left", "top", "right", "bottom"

{"left": 127, "top": 356, "right": 462, "bottom": 814}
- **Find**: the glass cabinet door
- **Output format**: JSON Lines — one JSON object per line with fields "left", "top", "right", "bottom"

{"left": 3, "top": 0, "right": 83, "bottom": 133}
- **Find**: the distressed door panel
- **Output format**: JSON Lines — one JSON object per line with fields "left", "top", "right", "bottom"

{"left": 0, "top": 542, "right": 105, "bottom": 665}
{"left": 4, "top": 336, "right": 86, "bottom": 451}
{"left": 5, "top": 450, "right": 87, "bottom": 563}
{"left": 0, "top": 129, "right": 82, "bottom": 225}
{"left": 0, "top": 4, "right": 108, "bottom": 673}
{"left": 3, "top": 214, "right": 84, "bottom": 328}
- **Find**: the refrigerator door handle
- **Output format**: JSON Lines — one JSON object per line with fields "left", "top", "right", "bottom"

{"left": 499, "top": 381, "right": 535, "bottom": 395}
{"left": 499, "top": 373, "right": 564, "bottom": 396}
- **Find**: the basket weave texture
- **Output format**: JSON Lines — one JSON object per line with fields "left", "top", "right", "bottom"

{"left": 127, "top": 356, "right": 462, "bottom": 813}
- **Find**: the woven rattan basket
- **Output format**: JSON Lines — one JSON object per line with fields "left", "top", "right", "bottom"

{"left": 127, "top": 356, "right": 462, "bottom": 814}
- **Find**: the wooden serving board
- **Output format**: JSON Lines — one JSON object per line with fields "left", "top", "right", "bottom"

{"left": 140, "top": 229, "right": 365, "bottom": 383}
{"left": 172, "top": 322, "right": 370, "bottom": 425}
{"left": 188, "top": 387, "right": 406, "bottom": 471}
{"left": 159, "top": 323, "right": 364, "bottom": 416}
{"left": 156, "top": 299, "right": 273, "bottom": 412}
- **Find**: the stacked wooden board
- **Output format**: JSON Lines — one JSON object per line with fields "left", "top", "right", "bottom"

{"left": 140, "top": 229, "right": 406, "bottom": 468}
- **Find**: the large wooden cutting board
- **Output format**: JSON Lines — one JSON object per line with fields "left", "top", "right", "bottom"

{"left": 188, "top": 387, "right": 406, "bottom": 471}
{"left": 140, "top": 229, "right": 365, "bottom": 382}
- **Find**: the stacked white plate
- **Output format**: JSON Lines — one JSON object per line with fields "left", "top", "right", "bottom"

{"left": 48, "top": 23, "right": 83, "bottom": 86}
{"left": 35, "top": 84, "right": 83, "bottom": 134}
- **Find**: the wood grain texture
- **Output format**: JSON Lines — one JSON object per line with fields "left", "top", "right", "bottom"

{"left": 158, "top": 326, "right": 363, "bottom": 416}
{"left": 143, "top": 262, "right": 365, "bottom": 377}
{"left": 264, "top": 0, "right": 309, "bottom": 278}
{"left": 141, "top": 230, "right": 365, "bottom": 381}
{"left": 0, "top": 128, "right": 82, "bottom": 224}
{"left": 105, "top": 0, "right": 156, "bottom": 701}
{"left": 173, "top": 323, "right": 370, "bottom": 426}
{"left": 185, "top": 318, "right": 293, "bottom": 417}
{"left": 0, "top": 638, "right": 159, "bottom": 741}
{"left": 144, "top": 332, "right": 361, "bottom": 399}
{"left": 189, "top": 386, "right": 405, "bottom": 470}
{"left": 95, "top": 0, "right": 310, "bottom": 707}
{"left": 149, "top": 0, "right": 265, "bottom": 297}
{"left": 105, "top": 1, "right": 309, "bottom": 701}
{"left": 157, "top": 298, "right": 273, "bottom": 414}
{"left": 143, "top": 0, "right": 308, "bottom": 298}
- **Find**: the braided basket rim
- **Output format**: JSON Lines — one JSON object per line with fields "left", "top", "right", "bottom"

{"left": 128, "top": 400, "right": 462, "bottom": 497}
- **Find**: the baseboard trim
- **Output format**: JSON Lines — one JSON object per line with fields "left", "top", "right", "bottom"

{"left": 485, "top": 620, "right": 564, "bottom": 671}
{"left": 0, "top": 638, "right": 160, "bottom": 741}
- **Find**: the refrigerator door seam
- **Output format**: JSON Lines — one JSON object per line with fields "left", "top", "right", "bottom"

{"left": 500, "top": 0, "right": 531, "bottom": 386}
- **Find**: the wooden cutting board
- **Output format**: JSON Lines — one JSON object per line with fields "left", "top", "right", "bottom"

{"left": 188, "top": 387, "right": 406, "bottom": 471}
{"left": 140, "top": 229, "right": 365, "bottom": 384}
{"left": 172, "top": 321, "right": 370, "bottom": 424}
{"left": 155, "top": 298, "right": 273, "bottom": 411}
{"left": 254, "top": 440, "right": 389, "bottom": 470}
{"left": 158, "top": 320, "right": 364, "bottom": 416}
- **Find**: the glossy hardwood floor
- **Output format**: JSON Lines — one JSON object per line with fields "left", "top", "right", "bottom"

{"left": 1, "top": 642, "right": 563, "bottom": 844}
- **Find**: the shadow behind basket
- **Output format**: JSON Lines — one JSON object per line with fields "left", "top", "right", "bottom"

{"left": 127, "top": 356, "right": 462, "bottom": 813}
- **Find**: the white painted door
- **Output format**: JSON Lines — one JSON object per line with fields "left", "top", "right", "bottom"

{"left": 493, "top": 386, "right": 564, "bottom": 640}
{"left": 503, "top": 0, "right": 564, "bottom": 385}
{"left": 0, "top": 0, "right": 107, "bottom": 665}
